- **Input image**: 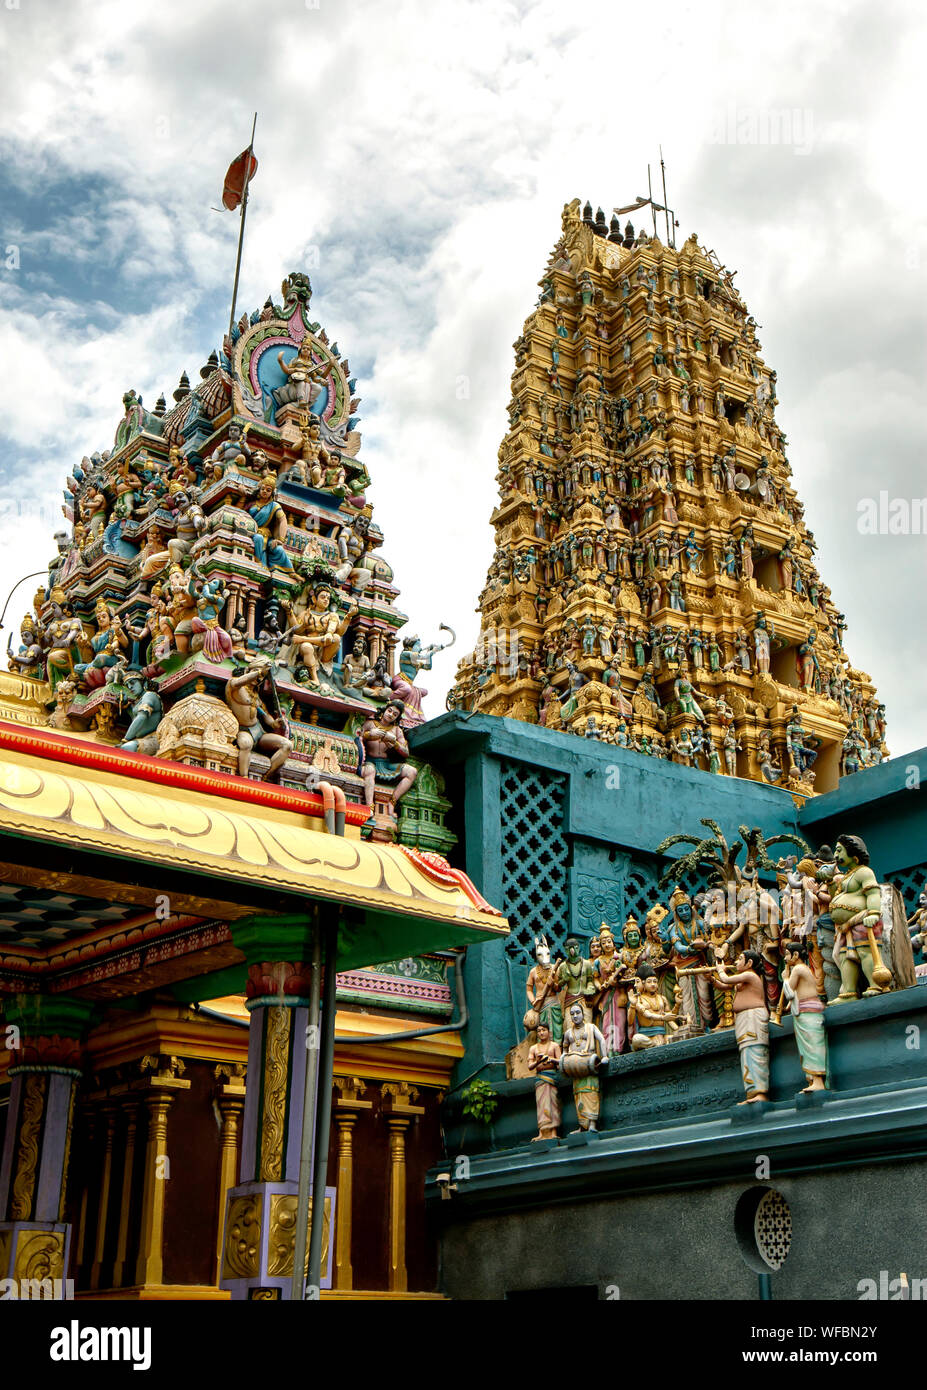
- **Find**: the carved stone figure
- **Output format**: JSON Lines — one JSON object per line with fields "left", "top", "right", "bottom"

{"left": 359, "top": 699, "right": 418, "bottom": 819}
{"left": 559, "top": 1001, "right": 607, "bottom": 1132}
{"left": 224, "top": 657, "right": 293, "bottom": 781}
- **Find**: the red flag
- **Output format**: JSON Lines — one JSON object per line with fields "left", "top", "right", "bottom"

{"left": 222, "top": 148, "right": 258, "bottom": 211}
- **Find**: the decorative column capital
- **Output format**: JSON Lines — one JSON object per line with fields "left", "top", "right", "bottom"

{"left": 333, "top": 1076, "right": 373, "bottom": 1113}
{"left": 380, "top": 1081, "right": 424, "bottom": 1118}
{"left": 244, "top": 960, "right": 313, "bottom": 1006}
{"left": 214, "top": 1062, "right": 247, "bottom": 1101}
{"left": 133, "top": 1054, "right": 191, "bottom": 1092}
{"left": 3, "top": 995, "right": 95, "bottom": 1074}
{"left": 229, "top": 912, "right": 324, "bottom": 972}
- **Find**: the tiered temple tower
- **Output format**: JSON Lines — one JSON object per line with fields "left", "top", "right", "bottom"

{"left": 449, "top": 199, "right": 886, "bottom": 796}
{"left": 5, "top": 270, "right": 454, "bottom": 844}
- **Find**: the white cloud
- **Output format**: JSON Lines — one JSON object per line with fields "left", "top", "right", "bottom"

{"left": 0, "top": 0, "right": 925, "bottom": 756}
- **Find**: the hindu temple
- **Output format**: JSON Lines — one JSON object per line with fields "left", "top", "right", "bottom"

{"left": 449, "top": 199, "right": 885, "bottom": 795}
{"left": 0, "top": 202, "right": 924, "bottom": 1304}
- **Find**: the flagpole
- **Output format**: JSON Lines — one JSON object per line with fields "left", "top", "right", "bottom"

{"left": 228, "top": 112, "right": 258, "bottom": 338}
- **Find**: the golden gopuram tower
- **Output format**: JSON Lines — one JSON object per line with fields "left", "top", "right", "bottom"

{"left": 448, "top": 198, "right": 886, "bottom": 796}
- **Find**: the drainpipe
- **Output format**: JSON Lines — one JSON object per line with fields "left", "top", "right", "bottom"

{"left": 194, "top": 949, "right": 468, "bottom": 1045}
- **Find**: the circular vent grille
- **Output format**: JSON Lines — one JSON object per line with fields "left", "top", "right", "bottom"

{"left": 754, "top": 1189, "right": 792, "bottom": 1270}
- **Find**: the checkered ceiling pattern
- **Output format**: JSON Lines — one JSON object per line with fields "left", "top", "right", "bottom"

{"left": 0, "top": 883, "right": 140, "bottom": 946}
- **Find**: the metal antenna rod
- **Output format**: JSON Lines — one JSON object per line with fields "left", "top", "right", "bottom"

{"left": 647, "top": 165, "right": 658, "bottom": 239}
{"left": 660, "top": 146, "right": 672, "bottom": 247}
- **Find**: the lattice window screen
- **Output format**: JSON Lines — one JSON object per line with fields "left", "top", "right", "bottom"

{"left": 623, "top": 859, "right": 664, "bottom": 923}
{"left": 887, "top": 862, "right": 927, "bottom": 917}
{"left": 499, "top": 762, "right": 570, "bottom": 963}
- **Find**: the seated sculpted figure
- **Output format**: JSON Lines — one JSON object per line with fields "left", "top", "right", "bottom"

{"left": 360, "top": 698, "right": 418, "bottom": 820}
{"left": 284, "top": 582, "right": 358, "bottom": 690}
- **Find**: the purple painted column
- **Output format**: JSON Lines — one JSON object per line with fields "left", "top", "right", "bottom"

{"left": 218, "top": 959, "right": 335, "bottom": 1299}
{"left": 0, "top": 997, "right": 93, "bottom": 1299}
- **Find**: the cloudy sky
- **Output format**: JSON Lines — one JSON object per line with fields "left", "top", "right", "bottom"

{"left": 1, "top": 0, "right": 924, "bottom": 756}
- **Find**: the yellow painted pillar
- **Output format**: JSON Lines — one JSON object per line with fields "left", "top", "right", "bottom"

{"left": 89, "top": 1103, "right": 117, "bottom": 1290}
{"left": 112, "top": 1102, "right": 139, "bottom": 1289}
{"left": 332, "top": 1077, "right": 373, "bottom": 1291}
{"left": 214, "top": 1064, "right": 247, "bottom": 1284}
{"left": 380, "top": 1083, "right": 424, "bottom": 1294}
{"left": 73, "top": 1113, "right": 95, "bottom": 1277}
{"left": 132, "top": 1057, "right": 190, "bottom": 1290}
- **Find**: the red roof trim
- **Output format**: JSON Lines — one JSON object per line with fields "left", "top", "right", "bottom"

{"left": 0, "top": 719, "right": 371, "bottom": 824}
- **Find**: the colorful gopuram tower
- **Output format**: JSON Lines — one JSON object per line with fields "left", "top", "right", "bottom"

{"left": 0, "top": 270, "right": 506, "bottom": 1300}
{"left": 5, "top": 270, "right": 454, "bottom": 845}
{"left": 449, "top": 200, "right": 886, "bottom": 796}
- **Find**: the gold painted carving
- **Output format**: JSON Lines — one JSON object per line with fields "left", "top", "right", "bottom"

{"left": 222, "top": 1193, "right": 263, "bottom": 1280}
{"left": 266, "top": 1193, "right": 330, "bottom": 1278}
{"left": 58, "top": 1081, "right": 77, "bottom": 1222}
{"left": 10, "top": 1073, "right": 47, "bottom": 1220}
{"left": 259, "top": 1007, "right": 290, "bottom": 1181}
{"left": 13, "top": 1229, "right": 66, "bottom": 1284}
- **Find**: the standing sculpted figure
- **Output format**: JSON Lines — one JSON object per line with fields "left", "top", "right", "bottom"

{"left": 779, "top": 941, "right": 828, "bottom": 1091}
{"left": 525, "top": 935, "right": 563, "bottom": 1043}
{"left": 527, "top": 1022, "right": 562, "bottom": 1140}
{"left": 829, "top": 833, "right": 893, "bottom": 1002}
{"left": 225, "top": 657, "right": 293, "bottom": 780}
{"left": 711, "top": 950, "right": 770, "bottom": 1103}
{"left": 559, "top": 1001, "right": 608, "bottom": 1132}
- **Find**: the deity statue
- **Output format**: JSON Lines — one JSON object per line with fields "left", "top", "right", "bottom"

{"left": 120, "top": 684, "right": 164, "bottom": 755}
{"left": 114, "top": 389, "right": 148, "bottom": 450}
{"left": 796, "top": 628, "right": 819, "bottom": 693}
{"left": 136, "top": 525, "right": 171, "bottom": 585}
{"left": 829, "top": 834, "right": 893, "bottom": 1002}
{"left": 390, "top": 627, "right": 456, "bottom": 723}
{"left": 666, "top": 887, "right": 714, "bottom": 1033}
{"left": 776, "top": 857, "right": 826, "bottom": 999}
{"left": 341, "top": 632, "right": 371, "bottom": 689}
{"left": 284, "top": 581, "right": 358, "bottom": 690}
{"left": 674, "top": 666, "right": 706, "bottom": 722}
{"left": 224, "top": 657, "right": 293, "bottom": 780}
{"left": 629, "top": 966, "right": 688, "bottom": 1048}
{"left": 7, "top": 617, "right": 44, "bottom": 678}
{"left": 275, "top": 339, "right": 330, "bottom": 410}
{"left": 556, "top": 937, "right": 597, "bottom": 1022}
{"left": 778, "top": 941, "right": 828, "bottom": 1091}
{"left": 711, "top": 951, "right": 770, "bottom": 1102}
{"left": 722, "top": 725, "right": 741, "bottom": 777}
{"left": 74, "top": 600, "right": 128, "bottom": 690}
{"left": 718, "top": 870, "right": 782, "bottom": 1014}
{"left": 785, "top": 706, "right": 818, "bottom": 778}
{"left": 249, "top": 473, "right": 293, "bottom": 571}
{"left": 190, "top": 571, "right": 233, "bottom": 661}
{"left": 359, "top": 699, "right": 418, "bottom": 819}
{"left": 753, "top": 613, "right": 773, "bottom": 674}
{"left": 256, "top": 604, "right": 287, "bottom": 657}
{"left": 163, "top": 564, "right": 198, "bottom": 655}
{"left": 525, "top": 934, "right": 563, "bottom": 1043}
{"left": 527, "top": 1022, "right": 562, "bottom": 1141}
{"left": 559, "top": 1001, "right": 608, "bottom": 1132}
{"left": 166, "top": 487, "right": 206, "bottom": 566}
{"left": 777, "top": 539, "right": 794, "bottom": 591}
{"left": 594, "top": 923, "right": 637, "bottom": 1055}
